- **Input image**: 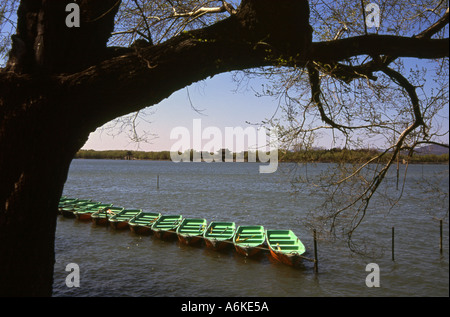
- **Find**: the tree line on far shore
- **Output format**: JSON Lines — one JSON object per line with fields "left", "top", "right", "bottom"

{"left": 75, "top": 148, "right": 449, "bottom": 164}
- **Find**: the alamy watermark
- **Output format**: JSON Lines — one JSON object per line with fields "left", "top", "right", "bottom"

{"left": 65, "top": 2, "right": 380, "bottom": 30}
{"left": 64, "top": 261, "right": 381, "bottom": 289}
{"left": 365, "top": 263, "right": 380, "bottom": 287}
{"left": 170, "top": 119, "right": 279, "bottom": 174}
{"left": 65, "top": 3, "right": 80, "bottom": 28}
{"left": 65, "top": 263, "right": 80, "bottom": 288}
{"left": 365, "top": 3, "right": 380, "bottom": 29}
{"left": 65, "top": 2, "right": 381, "bottom": 30}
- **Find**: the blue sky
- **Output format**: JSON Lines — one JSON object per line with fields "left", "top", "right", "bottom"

{"left": 82, "top": 72, "right": 287, "bottom": 152}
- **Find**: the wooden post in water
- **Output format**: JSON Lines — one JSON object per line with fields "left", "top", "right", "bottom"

{"left": 392, "top": 227, "right": 395, "bottom": 261}
{"left": 313, "top": 229, "right": 318, "bottom": 273}
{"left": 440, "top": 220, "right": 443, "bottom": 254}
{"left": 157, "top": 174, "right": 160, "bottom": 189}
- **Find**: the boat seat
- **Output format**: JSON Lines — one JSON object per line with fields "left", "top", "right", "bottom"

{"left": 180, "top": 229, "right": 202, "bottom": 232}
{"left": 237, "top": 236, "right": 263, "bottom": 240}
{"left": 240, "top": 233, "right": 262, "bottom": 236}
{"left": 270, "top": 240, "right": 296, "bottom": 245}
{"left": 277, "top": 246, "right": 300, "bottom": 251}
{"left": 206, "top": 234, "right": 230, "bottom": 239}
{"left": 236, "top": 238, "right": 263, "bottom": 243}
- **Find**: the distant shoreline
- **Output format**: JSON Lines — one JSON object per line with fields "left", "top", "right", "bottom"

{"left": 75, "top": 149, "right": 449, "bottom": 165}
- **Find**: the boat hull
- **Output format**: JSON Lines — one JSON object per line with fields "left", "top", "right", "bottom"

{"left": 234, "top": 244, "right": 264, "bottom": 257}
{"left": 129, "top": 224, "right": 152, "bottom": 235}
{"left": 61, "top": 209, "right": 76, "bottom": 218}
{"left": 178, "top": 234, "right": 203, "bottom": 246}
{"left": 109, "top": 220, "right": 129, "bottom": 230}
{"left": 265, "top": 230, "right": 306, "bottom": 267}
{"left": 233, "top": 225, "right": 265, "bottom": 257}
{"left": 92, "top": 216, "right": 108, "bottom": 226}
{"left": 75, "top": 212, "right": 93, "bottom": 221}
{"left": 204, "top": 238, "right": 231, "bottom": 251}
{"left": 153, "top": 229, "right": 177, "bottom": 240}
{"left": 268, "top": 248, "right": 302, "bottom": 267}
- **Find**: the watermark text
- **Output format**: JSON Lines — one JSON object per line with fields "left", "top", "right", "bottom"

{"left": 65, "top": 263, "right": 80, "bottom": 288}
{"left": 365, "top": 3, "right": 380, "bottom": 29}
{"left": 365, "top": 263, "right": 380, "bottom": 287}
{"left": 170, "top": 119, "right": 278, "bottom": 173}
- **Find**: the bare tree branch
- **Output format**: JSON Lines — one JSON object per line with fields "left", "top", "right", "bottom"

{"left": 416, "top": 7, "right": 449, "bottom": 39}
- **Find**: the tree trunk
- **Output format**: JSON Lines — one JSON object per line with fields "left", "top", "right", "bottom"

{"left": 0, "top": 77, "right": 91, "bottom": 296}
{"left": 0, "top": 0, "right": 119, "bottom": 296}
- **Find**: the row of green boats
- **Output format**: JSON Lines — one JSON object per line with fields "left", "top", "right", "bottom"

{"left": 58, "top": 196, "right": 306, "bottom": 267}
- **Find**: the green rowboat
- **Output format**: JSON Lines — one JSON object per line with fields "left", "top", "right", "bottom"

{"left": 58, "top": 198, "right": 78, "bottom": 214}
{"left": 61, "top": 200, "right": 97, "bottom": 218}
{"left": 176, "top": 218, "right": 207, "bottom": 245}
{"left": 74, "top": 203, "right": 113, "bottom": 221}
{"left": 128, "top": 211, "right": 161, "bottom": 235}
{"left": 265, "top": 230, "right": 306, "bottom": 267}
{"left": 233, "top": 225, "right": 266, "bottom": 257}
{"left": 203, "top": 221, "right": 236, "bottom": 251}
{"left": 108, "top": 209, "right": 142, "bottom": 230}
{"left": 151, "top": 214, "right": 183, "bottom": 240}
{"left": 91, "top": 206, "right": 124, "bottom": 225}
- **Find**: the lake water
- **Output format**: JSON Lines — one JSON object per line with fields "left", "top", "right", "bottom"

{"left": 53, "top": 159, "right": 449, "bottom": 297}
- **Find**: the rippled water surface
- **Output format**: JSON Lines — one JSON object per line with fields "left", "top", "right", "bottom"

{"left": 53, "top": 160, "right": 449, "bottom": 296}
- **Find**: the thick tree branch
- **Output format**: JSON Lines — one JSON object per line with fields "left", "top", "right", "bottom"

{"left": 307, "top": 63, "right": 349, "bottom": 132}
{"left": 55, "top": 0, "right": 312, "bottom": 130}
{"left": 5, "top": 0, "right": 120, "bottom": 74}
{"left": 315, "top": 7, "right": 449, "bottom": 83}
{"left": 416, "top": 7, "right": 449, "bottom": 39}
{"left": 381, "top": 67, "right": 425, "bottom": 128}
{"left": 310, "top": 35, "right": 448, "bottom": 62}
{"left": 2, "top": 1, "right": 448, "bottom": 134}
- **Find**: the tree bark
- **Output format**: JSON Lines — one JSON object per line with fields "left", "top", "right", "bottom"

{"left": 0, "top": 76, "right": 91, "bottom": 296}
{"left": 7, "top": 0, "right": 119, "bottom": 74}
{"left": 0, "top": 0, "right": 121, "bottom": 296}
